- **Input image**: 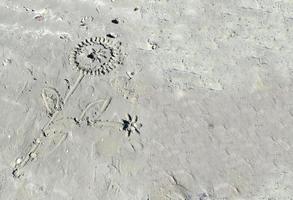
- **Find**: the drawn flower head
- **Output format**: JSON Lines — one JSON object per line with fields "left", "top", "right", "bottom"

{"left": 70, "top": 36, "right": 124, "bottom": 76}
{"left": 121, "top": 114, "right": 142, "bottom": 136}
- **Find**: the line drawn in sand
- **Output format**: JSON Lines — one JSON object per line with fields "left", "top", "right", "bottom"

{"left": 91, "top": 114, "right": 142, "bottom": 137}
{"left": 42, "top": 36, "right": 124, "bottom": 137}
{"left": 78, "top": 97, "right": 113, "bottom": 126}
{"left": 12, "top": 37, "right": 141, "bottom": 178}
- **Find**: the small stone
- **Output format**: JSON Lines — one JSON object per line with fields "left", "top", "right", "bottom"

{"left": 2, "top": 58, "right": 12, "bottom": 66}
{"left": 35, "top": 138, "right": 41, "bottom": 144}
{"left": 29, "top": 152, "right": 37, "bottom": 159}
{"left": 16, "top": 158, "right": 22, "bottom": 164}
{"left": 34, "top": 15, "right": 44, "bottom": 21}
{"left": 106, "top": 33, "right": 117, "bottom": 38}
{"left": 12, "top": 169, "right": 22, "bottom": 178}
{"left": 151, "top": 43, "right": 158, "bottom": 50}
{"left": 111, "top": 18, "right": 119, "bottom": 24}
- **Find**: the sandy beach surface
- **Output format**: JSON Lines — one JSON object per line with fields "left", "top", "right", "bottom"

{"left": 0, "top": 0, "right": 293, "bottom": 199}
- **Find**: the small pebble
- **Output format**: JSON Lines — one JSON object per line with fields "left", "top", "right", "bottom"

{"left": 12, "top": 169, "right": 22, "bottom": 178}
{"left": 106, "top": 33, "right": 117, "bottom": 38}
{"left": 34, "top": 138, "right": 41, "bottom": 144}
{"left": 150, "top": 43, "right": 158, "bottom": 50}
{"left": 29, "top": 152, "right": 37, "bottom": 159}
{"left": 16, "top": 158, "right": 22, "bottom": 164}
{"left": 111, "top": 18, "right": 119, "bottom": 24}
{"left": 34, "top": 15, "right": 44, "bottom": 21}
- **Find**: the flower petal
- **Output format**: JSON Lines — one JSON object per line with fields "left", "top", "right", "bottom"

{"left": 134, "top": 115, "right": 138, "bottom": 123}
{"left": 127, "top": 129, "right": 132, "bottom": 137}
{"left": 134, "top": 127, "right": 140, "bottom": 134}
{"left": 127, "top": 113, "right": 132, "bottom": 121}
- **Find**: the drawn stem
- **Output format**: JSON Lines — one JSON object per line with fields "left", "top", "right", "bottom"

{"left": 64, "top": 71, "right": 84, "bottom": 104}
{"left": 12, "top": 138, "right": 41, "bottom": 178}
{"left": 92, "top": 120, "right": 122, "bottom": 128}
{"left": 13, "top": 72, "right": 85, "bottom": 177}
{"left": 42, "top": 71, "right": 84, "bottom": 135}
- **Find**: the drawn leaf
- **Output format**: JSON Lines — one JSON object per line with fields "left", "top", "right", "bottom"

{"left": 79, "top": 97, "right": 112, "bottom": 124}
{"left": 41, "top": 87, "right": 63, "bottom": 116}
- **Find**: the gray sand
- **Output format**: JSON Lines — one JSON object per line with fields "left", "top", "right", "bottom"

{"left": 0, "top": 0, "right": 293, "bottom": 199}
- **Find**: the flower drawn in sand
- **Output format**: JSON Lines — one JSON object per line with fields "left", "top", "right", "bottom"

{"left": 42, "top": 36, "right": 124, "bottom": 136}
{"left": 70, "top": 36, "right": 123, "bottom": 76}
{"left": 121, "top": 114, "right": 142, "bottom": 136}
{"left": 13, "top": 35, "right": 143, "bottom": 179}
{"left": 12, "top": 36, "right": 124, "bottom": 178}
{"left": 92, "top": 114, "right": 143, "bottom": 137}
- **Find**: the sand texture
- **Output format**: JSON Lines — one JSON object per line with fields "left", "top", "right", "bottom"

{"left": 1, "top": 0, "right": 293, "bottom": 199}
